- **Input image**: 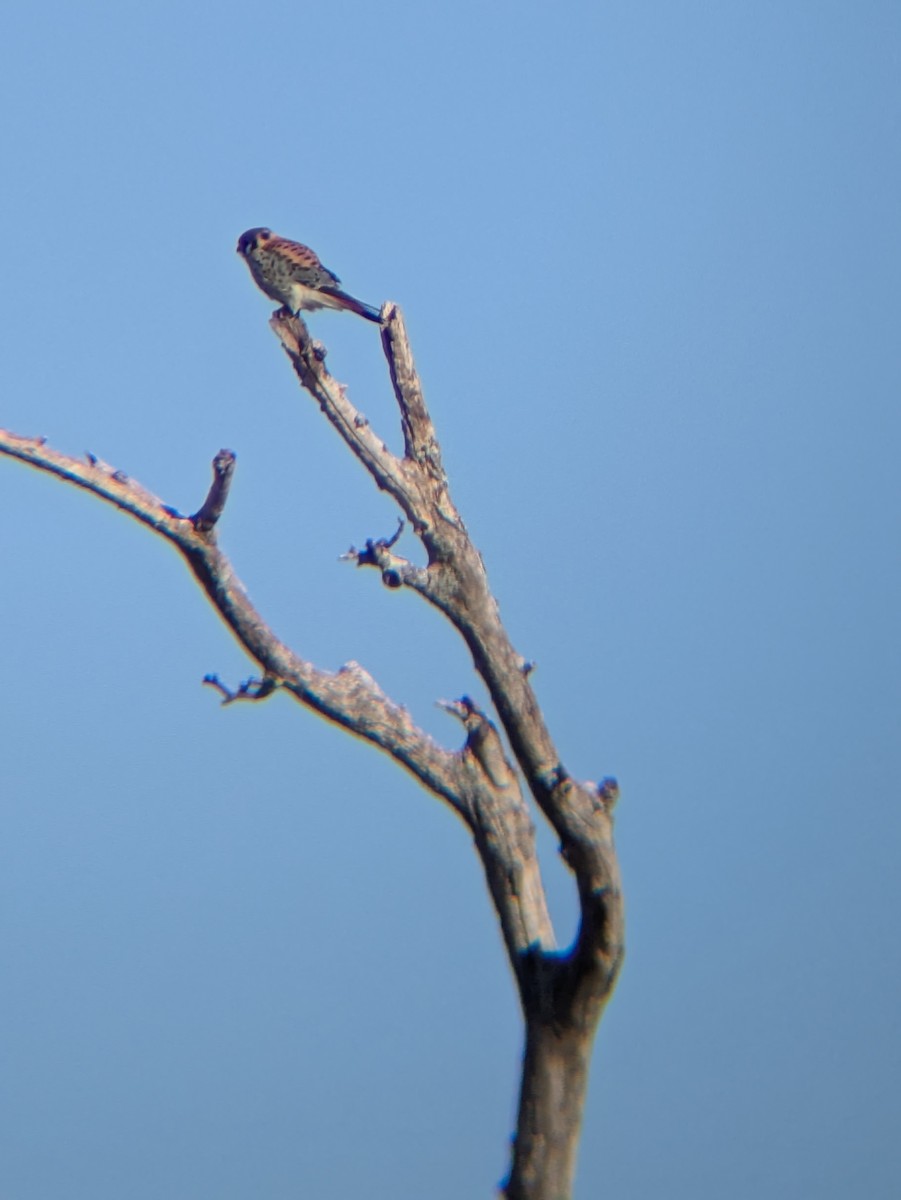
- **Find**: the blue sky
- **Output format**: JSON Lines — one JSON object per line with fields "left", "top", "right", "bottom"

{"left": 1, "top": 2, "right": 899, "bottom": 1197}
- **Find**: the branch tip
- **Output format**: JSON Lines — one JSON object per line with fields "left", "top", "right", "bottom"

{"left": 436, "top": 694, "right": 479, "bottom": 724}
{"left": 202, "top": 672, "right": 277, "bottom": 706}
{"left": 191, "top": 449, "right": 236, "bottom": 532}
{"left": 597, "top": 777, "right": 620, "bottom": 809}
{"left": 438, "top": 696, "right": 517, "bottom": 788}
{"left": 342, "top": 518, "right": 406, "bottom": 569}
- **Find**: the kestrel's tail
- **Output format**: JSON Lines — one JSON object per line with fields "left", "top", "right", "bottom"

{"left": 320, "top": 287, "right": 382, "bottom": 323}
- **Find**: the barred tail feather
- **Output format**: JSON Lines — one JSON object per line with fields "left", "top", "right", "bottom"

{"left": 320, "top": 287, "right": 382, "bottom": 323}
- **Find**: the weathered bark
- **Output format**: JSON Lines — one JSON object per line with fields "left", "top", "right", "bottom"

{"left": 0, "top": 301, "right": 624, "bottom": 1199}
{"left": 506, "top": 1017, "right": 594, "bottom": 1200}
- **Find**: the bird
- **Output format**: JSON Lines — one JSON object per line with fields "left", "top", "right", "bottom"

{"left": 236, "top": 228, "right": 381, "bottom": 323}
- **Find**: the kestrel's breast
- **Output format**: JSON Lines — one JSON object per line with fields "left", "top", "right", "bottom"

{"left": 245, "top": 250, "right": 291, "bottom": 306}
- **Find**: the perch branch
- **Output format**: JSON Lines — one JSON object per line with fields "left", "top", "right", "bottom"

{"left": 270, "top": 304, "right": 625, "bottom": 1198}
{"left": 271, "top": 308, "right": 625, "bottom": 1001}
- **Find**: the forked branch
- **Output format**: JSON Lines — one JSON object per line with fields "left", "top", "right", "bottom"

{"left": 0, "top": 301, "right": 623, "bottom": 1200}
{"left": 272, "top": 305, "right": 625, "bottom": 1197}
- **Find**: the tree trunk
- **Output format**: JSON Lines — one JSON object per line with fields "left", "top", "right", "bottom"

{"left": 504, "top": 1015, "right": 595, "bottom": 1200}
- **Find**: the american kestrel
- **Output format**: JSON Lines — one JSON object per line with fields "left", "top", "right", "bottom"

{"left": 236, "top": 228, "right": 381, "bottom": 323}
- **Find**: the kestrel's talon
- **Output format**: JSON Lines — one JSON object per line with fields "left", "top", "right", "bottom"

{"left": 237, "top": 227, "right": 381, "bottom": 323}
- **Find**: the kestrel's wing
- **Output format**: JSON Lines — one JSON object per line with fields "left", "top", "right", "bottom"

{"left": 267, "top": 234, "right": 342, "bottom": 289}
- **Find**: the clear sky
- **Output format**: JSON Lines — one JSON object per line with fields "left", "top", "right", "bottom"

{"left": 1, "top": 2, "right": 899, "bottom": 1197}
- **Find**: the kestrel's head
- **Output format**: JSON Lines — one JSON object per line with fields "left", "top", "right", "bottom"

{"left": 237, "top": 228, "right": 272, "bottom": 257}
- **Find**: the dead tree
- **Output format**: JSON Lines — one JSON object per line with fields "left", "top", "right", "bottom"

{"left": 0, "top": 303, "right": 625, "bottom": 1199}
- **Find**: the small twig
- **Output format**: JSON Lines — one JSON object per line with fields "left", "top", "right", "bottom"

{"left": 192, "top": 449, "right": 236, "bottom": 532}
{"left": 342, "top": 518, "right": 431, "bottom": 588}
{"left": 202, "top": 672, "right": 278, "bottom": 705}
{"left": 597, "top": 776, "right": 620, "bottom": 810}
{"left": 379, "top": 516, "right": 405, "bottom": 550}
{"left": 341, "top": 517, "right": 405, "bottom": 563}
{"left": 351, "top": 553, "right": 428, "bottom": 592}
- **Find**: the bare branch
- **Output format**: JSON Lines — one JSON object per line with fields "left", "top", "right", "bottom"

{"left": 270, "top": 311, "right": 625, "bottom": 1004}
{"left": 269, "top": 312, "right": 427, "bottom": 524}
{"left": 0, "top": 429, "right": 179, "bottom": 531}
{"left": 192, "top": 449, "right": 236, "bottom": 531}
{"left": 1, "top": 424, "right": 566, "bottom": 977}
{"left": 1, "top": 425, "right": 557, "bottom": 968}
{"left": 442, "top": 696, "right": 556, "bottom": 968}
{"left": 0, "top": 429, "right": 461, "bottom": 814}
{"left": 343, "top": 521, "right": 430, "bottom": 590}
{"left": 380, "top": 302, "right": 446, "bottom": 474}
{"left": 202, "top": 672, "right": 277, "bottom": 705}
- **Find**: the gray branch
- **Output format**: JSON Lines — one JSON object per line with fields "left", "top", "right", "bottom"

{"left": 268, "top": 305, "right": 625, "bottom": 1196}
{"left": 0, "top": 300, "right": 624, "bottom": 1200}
{"left": 0, "top": 426, "right": 553, "bottom": 960}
